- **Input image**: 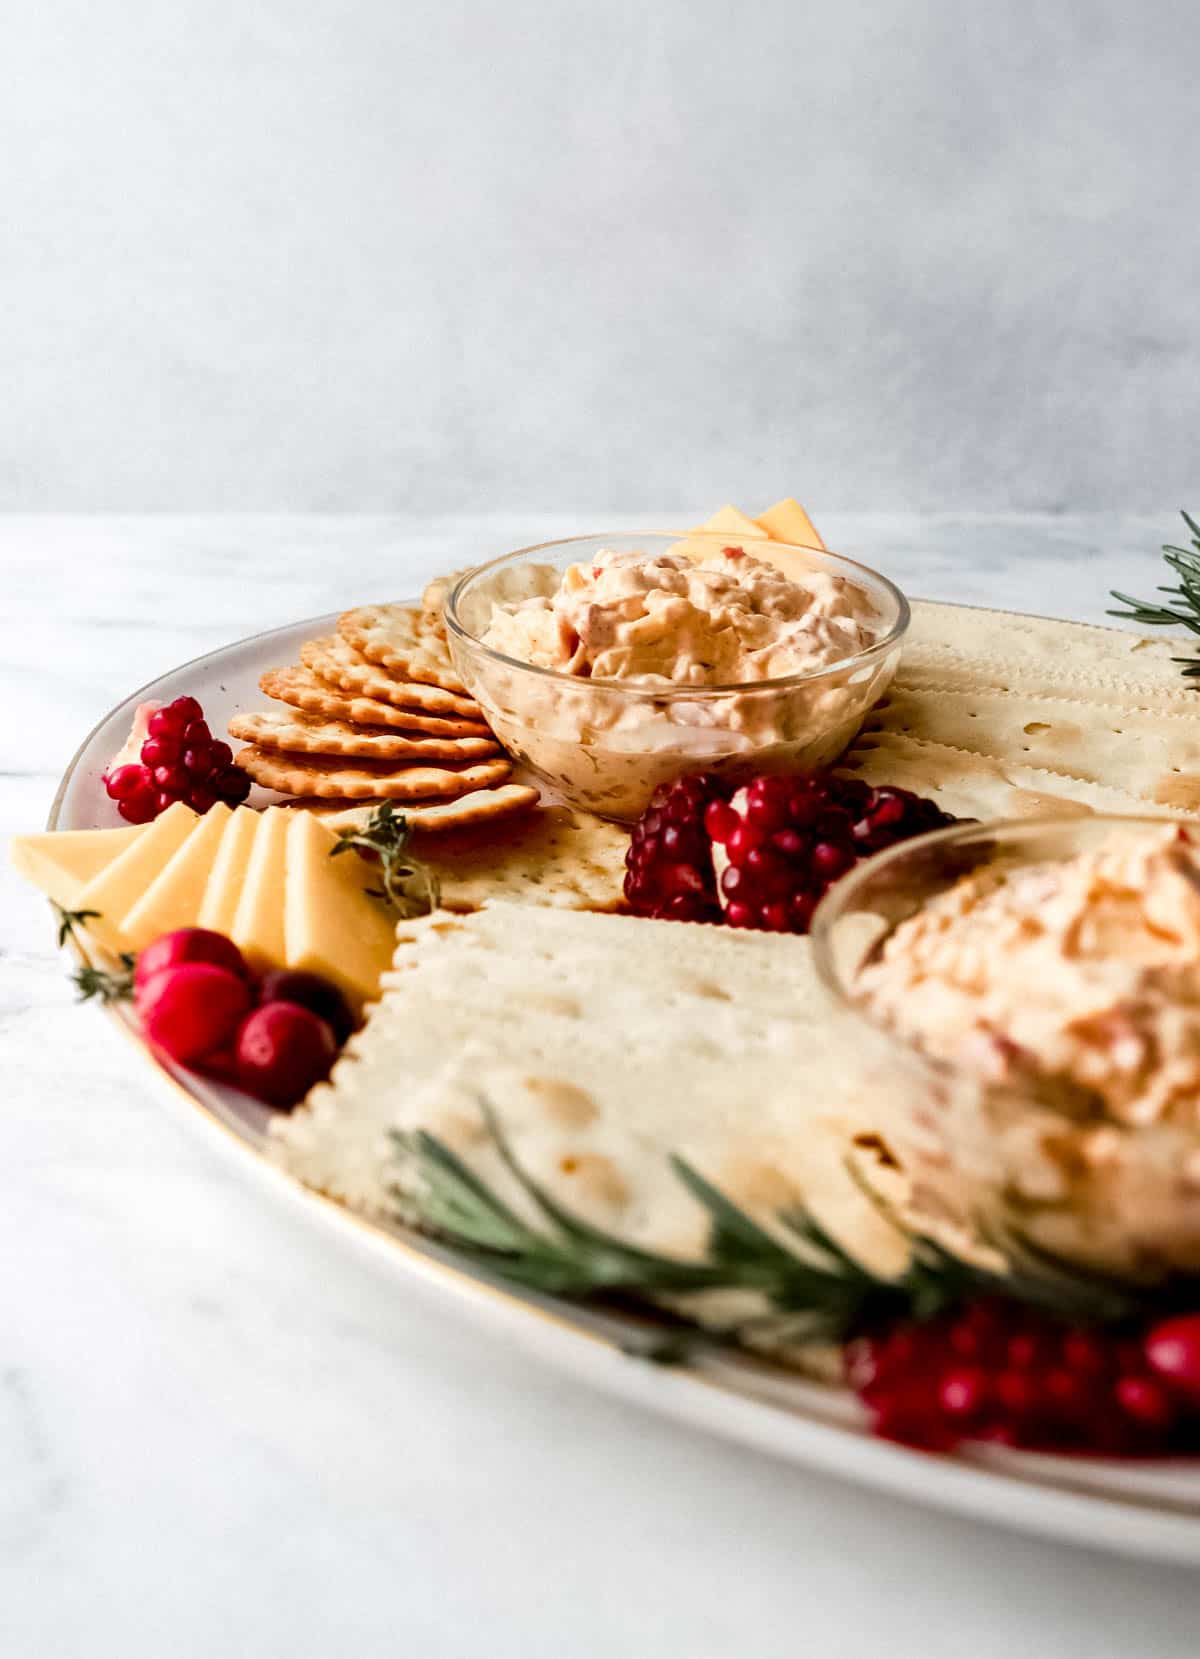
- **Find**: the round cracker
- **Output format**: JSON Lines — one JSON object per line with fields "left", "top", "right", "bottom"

{"left": 234, "top": 745, "right": 512, "bottom": 800}
{"left": 260, "top": 666, "right": 491, "bottom": 738}
{"left": 337, "top": 602, "right": 466, "bottom": 693}
{"left": 299, "top": 636, "right": 482, "bottom": 719}
{"left": 288, "top": 783, "right": 541, "bottom": 837}
{"left": 229, "top": 708, "right": 500, "bottom": 762}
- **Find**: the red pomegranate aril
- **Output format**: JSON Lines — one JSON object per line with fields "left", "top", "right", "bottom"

{"left": 726, "top": 823, "right": 767, "bottom": 861}
{"left": 993, "top": 1369, "right": 1037, "bottom": 1417}
{"left": 118, "top": 789, "right": 160, "bottom": 824}
{"left": 135, "top": 927, "right": 249, "bottom": 989}
{"left": 1042, "top": 1367, "right": 1087, "bottom": 1413}
{"left": 938, "top": 1367, "right": 988, "bottom": 1420}
{"left": 743, "top": 776, "right": 793, "bottom": 832}
{"left": 771, "top": 828, "right": 807, "bottom": 858}
{"left": 789, "top": 892, "right": 816, "bottom": 930}
{"left": 148, "top": 705, "right": 189, "bottom": 740}
{"left": 170, "top": 695, "right": 203, "bottom": 725}
{"left": 704, "top": 799, "right": 739, "bottom": 844}
{"left": 216, "top": 767, "right": 251, "bottom": 804}
{"left": 183, "top": 718, "right": 212, "bottom": 747}
{"left": 1005, "top": 1330, "right": 1042, "bottom": 1369}
{"left": 139, "top": 735, "right": 180, "bottom": 769}
{"left": 1144, "top": 1314, "right": 1200, "bottom": 1400}
{"left": 187, "top": 783, "right": 218, "bottom": 813}
{"left": 154, "top": 763, "right": 190, "bottom": 794}
{"left": 1061, "top": 1329, "right": 1108, "bottom": 1375}
{"left": 208, "top": 739, "right": 233, "bottom": 772}
{"left": 720, "top": 863, "right": 746, "bottom": 899}
{"left": 725, "top": 901, "right": 755, "bottom": 928}
{"left": 663, "top": 862, "right": 706, "bottom": 898}
{"left": 811, "top": 840, "right": 853, "bottom": 881}
{"left": 105, "top": 763, "right": 148, "bottom": 802}
{"left": 760, "top": 901, "right": 792, "bottom": 931}
{"left": 156, "top": 790, "right": 177, "bottom": 815}
{"left": 661, "top": 824, "right": 685, "bottom": 854}
{"left": 1115, "top": 1375, "right": 1176, "bottom": 1430}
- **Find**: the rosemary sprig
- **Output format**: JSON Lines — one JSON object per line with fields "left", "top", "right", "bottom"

{"left": 1108, "top": 510, "right": 1200, "bottom": 678}
{"left": 330, "top": 801, "right": 440, "bottom": 917}
{"left": 391, "top": 1103, "right": 1140, "bottom": 1355}
{"left": 73, "top": 955, "right": 136, "bottom": 1004}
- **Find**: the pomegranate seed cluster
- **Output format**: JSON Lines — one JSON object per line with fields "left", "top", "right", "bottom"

{"left": 624, "top": 770, "right": 954, "bottom": 931}
{"left": 105, "top": 695, "right": 250, "bottom": 823}
{"left": 847, "top": 1302, "right": 1200, "bottom": 1456}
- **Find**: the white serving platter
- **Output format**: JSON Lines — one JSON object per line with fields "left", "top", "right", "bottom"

{"left": 48, "top": 611, "right": 1200, "bottom": 1565}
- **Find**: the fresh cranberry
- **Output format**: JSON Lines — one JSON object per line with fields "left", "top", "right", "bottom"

{"left": 135, "top": 927, "right": 250, "bottom": 990}
{"left": 137, "top": 963, "right": 253, "bottom": 1063}
{"left": 105, "top": 763, "right": 149, "bottom": 802}
{"left": 258, "top": 968, "right": 355, "bottom": 1044}
{"left": 235, "top": 1002, "right": 337, "bottom": 1107}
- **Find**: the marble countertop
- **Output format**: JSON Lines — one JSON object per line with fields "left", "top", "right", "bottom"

{"left": 5, "top": 515, "right": 1200, "bottom": 1658}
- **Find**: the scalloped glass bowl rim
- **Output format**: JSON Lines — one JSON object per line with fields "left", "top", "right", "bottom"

{"left": 444, "top": 531, "right": 910, "bottom": 699}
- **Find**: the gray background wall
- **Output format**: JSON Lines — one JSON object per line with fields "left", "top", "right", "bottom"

{"left": 2, "top": 0, "right": 1197, "bottom": 514}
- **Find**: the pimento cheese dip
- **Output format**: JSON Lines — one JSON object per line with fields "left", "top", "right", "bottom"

{"left": 856, "top": 824, "right": 1200, "bottom": 1128}
{"left": 465, "top": 544, "right": 892, "bottom": 820}
{"left": 481, "top": 545, "right": 879, "bottom": 684}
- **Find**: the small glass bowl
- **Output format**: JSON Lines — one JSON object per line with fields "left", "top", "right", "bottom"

{"left": 811, "top": 815, "right": 1200, "bottom": 1281}
{"left": 444, "top": 532, "right": 908, "bottom": 822}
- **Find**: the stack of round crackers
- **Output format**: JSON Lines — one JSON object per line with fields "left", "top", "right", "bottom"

{"left": 230, "top": 601, "right": 539, "bottom": 835}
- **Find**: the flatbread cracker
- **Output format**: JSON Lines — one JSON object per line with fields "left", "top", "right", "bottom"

{"left": 234, "top": 746, "right": 512, "bottom": 800}
{"left": 260, "top": 666, "right": 490, "bottom": 737}
{"left": 843, "top": 731, "right": 1193, "bottom": 821}
{"left": 300, "top": 636, "right": 482, "bottom": 719}
{"left": 229, "top": 709, "right": 500, "bottom": 763}
{"left": 870, "top": 685, "right": 1200, "bottom": 804}
{"left": 287, "top": 784, "right": 541, "bottom": 836}
{"left": 337, "top": 603, "right": 466, "bottom": 692}
{"left": 424, "top": 804, "right": 628, "bottom": 911}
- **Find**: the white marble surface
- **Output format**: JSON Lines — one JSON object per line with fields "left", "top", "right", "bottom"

{"left": 5, "top": 515, "right": 1200, "bottom": 1658}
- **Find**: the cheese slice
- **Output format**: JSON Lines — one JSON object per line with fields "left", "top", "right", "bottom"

{"left": 119, "top": 803, "right": 232, "bottom": 951}
{"left": 284, "top": 811, "right": 397, "bottom": 1015}
{"left": 9, "top": 825, "right": 147, "bottom": 909}
{"left": 700, "top": 504, "right": 770, "bottom": 541}
{"left": 231, "top": 806, "right": 290, "bottom": 973}
{"left": 73, "top": 803, "right": 198, "bottom": 952}
{"left": 755, "top": 497, "right": 826, "bottom": 550}
{"left": 197, "top": 806, "right": 260, "bottom": 936}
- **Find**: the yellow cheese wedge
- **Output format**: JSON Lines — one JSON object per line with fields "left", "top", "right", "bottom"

{"left": 755, "top": 497, "right": 826, "bottom": 550}
{"left": 231, "top": 806, "right": 290, "bottom": 973}
{"left": 9, "top": 824, "right": 147, "bottom": 909}
{"left": 73, "top": 802, "right": 198, "bottom": 952}
{"left": 197, "top": 806, "right": 260, "bottom": 936}
{"left": 700, "top": 504, "right": 770, "bottom": 540}
{"left": 284, "top": 811, "right": 397, "bottom": 1015}
{"left": 119, "top": 803, "right": 232, "bottom": 951}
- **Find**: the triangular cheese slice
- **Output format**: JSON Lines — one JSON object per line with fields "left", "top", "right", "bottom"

{"left": 9, "top": 824, "right": 147, "bottom": 909}
{"left": 120, "top": 803, "right": 232, "bottom": 950}
{"left": 755, "top": 497, "right": 826, "bottom": 550}
{"left": 197, "top": 807, "right": 260, "bottom": 936}
{"left": 284, "top": 811, "right": 397, "bottom": 1015}
{"left": 699, "top": 504, "right": 769, "bottom": 540}
{"left": 73, "top": 803, "right": 198, "bottom": 952}
{"left": 231, "top": 807, "right": 290, "bottom": 973}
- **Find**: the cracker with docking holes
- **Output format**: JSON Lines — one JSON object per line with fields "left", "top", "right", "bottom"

{"left": 299, "top": 636, "right": 482, "bottom": 718}
{"left": 234, "top": 746, "right": 512, "bottom": 800}
{"left": 229, "top": 709, "right": 500, "bottom": 763}
{"left": 260, "top": 666, "right": 490, "bottom": 737}
{"left": 337, "top": 603, "right": 466, "bottom": 692}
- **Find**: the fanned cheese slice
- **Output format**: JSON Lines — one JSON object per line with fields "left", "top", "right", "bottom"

{"left": 284, "top": 811, "right": 397, "bottom": 1014}
{"left": 756, "top": 497, "right": 826, "bottom": 550}
{"left": 73, "top": 803, "right": 197, "bottom": 951}
{"left": 120, "top": 803, "right": 232, "bottom": 950}
{"left": 9, "top": 824, "right": 147, "bottom": 909}
{"left": 700, "top": 504, "right": 770, "bottom": 540}
{"left": 231, "top": 806, "right": 290, "bottom": 973}
{"left": 197, "top": 807, "right": 260, "bottom": 935}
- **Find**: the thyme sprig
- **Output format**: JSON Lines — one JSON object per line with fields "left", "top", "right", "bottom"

{"left": 51, "top": 901, "right": 136, "bottom": 1003}
{"left": 1108, "top": 510, "right": 1200, "bottom": 678}
{"left": 391, "top": 1104, "right": 1140, "bottom": 1356}
{"left": 330, "top": 801, "right": 440, "bottom": 917}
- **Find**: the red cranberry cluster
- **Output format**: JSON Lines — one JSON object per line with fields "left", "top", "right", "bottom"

{"left": 135, "top": 927, "right": 351, "bottom": 1107}
{"left": 105, "top": 695, "right": 250, "bottom": 823}
{"left": 625, "top": 771, "right": 954, "bottom": 932}
{"left": 847, "top": 1301, "right": 1200, "bottom": 1456}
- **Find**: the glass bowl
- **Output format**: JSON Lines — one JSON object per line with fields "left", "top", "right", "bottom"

{"left": 444, "top": 532, "right": 908, "bottom": 822}
{"left": 811, "top": 815, "right": 1200, "bottom": 1281}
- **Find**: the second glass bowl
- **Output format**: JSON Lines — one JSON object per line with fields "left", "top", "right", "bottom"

{"left": 445, "top": 532, "right": 909, "bottom": 822}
